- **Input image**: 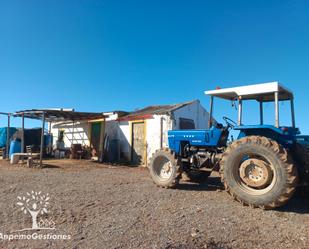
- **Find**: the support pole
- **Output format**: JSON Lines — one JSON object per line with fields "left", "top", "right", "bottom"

{"left": 208, "top": 96, "right": 214, "bottom": 128}
{"left": 48, "top": 121, "right": 52, "bottom": 133}
{"left": 238, "top": 97, "right": 243, "bottom": 126}
{"left": 40, "top": 112, "right": 45, "bottom": 167}
{"left": 291, "top": 98, "right": 295, "bottom": 128}
{"left": 99, "top": 120, "right": 105, "bottom": 162}
{"left": 259, "top": 101, "right": 263, "bottom": 125}
{"left": 160, "top": 117, "right": 163, "bottom": 149}
{"left": 72, "top": 121, "right": 75, "bottom": 145}
{"left": 6, "top": 114, "right": 10, "bottom": 159}
{"left": 21, "top": 113, "right": 25, "bottom": 153}
{"left": 274, "top": 92, "right": 279, "bottom": 128}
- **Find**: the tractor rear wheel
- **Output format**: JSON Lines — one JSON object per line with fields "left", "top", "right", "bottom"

{"left": 290, "top": 143, "right": 309, "bottom": 182}
{"left": 290, "top": 143, "right": 309, "bottom": 195}
{"left": 220, "top": 136, "right": 298, "bottom": 209}
{"left": 149, "top": 148, "right": 182, "bottom": 188}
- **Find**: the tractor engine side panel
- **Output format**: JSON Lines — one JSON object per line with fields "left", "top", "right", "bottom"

{"left": 167, "top": 128, "right": 222, "bottom": 155}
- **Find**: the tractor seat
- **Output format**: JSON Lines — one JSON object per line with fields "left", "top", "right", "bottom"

{"left": 216, "top": 123, "right": 224, "bottom": 129}
{"left": 218, "top": 126, "right": 229, "bottom": 147}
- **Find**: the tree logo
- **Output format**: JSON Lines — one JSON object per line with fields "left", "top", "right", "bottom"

{"left": 16, "top": 191, "right": 55, "bottom": 231}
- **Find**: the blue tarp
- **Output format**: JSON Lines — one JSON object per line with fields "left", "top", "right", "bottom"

{"left": 0, "top": 127, "right": 18, "bottom": 148}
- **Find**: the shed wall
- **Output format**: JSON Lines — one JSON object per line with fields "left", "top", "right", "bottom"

{"left": 172, "top": 100, "right": 209, "bottom": 130}
{"left": 51, "top": 121, "right": 90, "bottom": 147}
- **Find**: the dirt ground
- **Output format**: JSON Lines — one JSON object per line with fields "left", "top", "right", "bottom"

{"left": 0, "top": 159, "right": 308, "bottom": 249}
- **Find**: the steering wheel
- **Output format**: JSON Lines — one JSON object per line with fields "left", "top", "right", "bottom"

{"left": 223, "top": 116, "right": 237, "bottom": 129}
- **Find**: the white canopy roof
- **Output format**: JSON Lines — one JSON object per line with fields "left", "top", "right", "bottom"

{"left": 204, "top": 82, "right": 293, "bottom": 101}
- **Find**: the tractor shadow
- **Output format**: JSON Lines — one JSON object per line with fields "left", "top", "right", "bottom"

{"left": 177, "top": 176, "right": 225, "bottom": 192}
{"left": 41, "top": 164, "right": 61, "bottom": 169}
{"left": 178, "top": 176, "right": 309, "bottom": 214}
{"left": 276, "top": 190, "right": 309, "bottom": 214}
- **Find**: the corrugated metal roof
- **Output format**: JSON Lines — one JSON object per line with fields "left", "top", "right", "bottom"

{"left": 119, "top": 100, "right": 198, "bottom": 120}
{"left": 14, "top": 109, "right": 105, "bottom": 122}
{"left": 103, "top": 111, "right": 129, "bottom": 117}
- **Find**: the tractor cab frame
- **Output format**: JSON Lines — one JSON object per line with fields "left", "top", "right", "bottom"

{"left": 205, "top": 81, "right": 296, "bottom": 129}
{"left": 205, "top": 82, "right": 301, "bottom": 146}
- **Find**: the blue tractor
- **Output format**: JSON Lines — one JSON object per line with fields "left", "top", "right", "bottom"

{"left": 149, "top": 82, "right": 309, "bottom": 209}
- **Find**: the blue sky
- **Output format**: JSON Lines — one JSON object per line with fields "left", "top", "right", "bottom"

{"left": 1, "top": 0, "right": 309, "bottom": 132}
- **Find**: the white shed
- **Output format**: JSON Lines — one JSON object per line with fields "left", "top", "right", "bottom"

{"left": 110, "top": 100, "right": 210, "bottom": 166}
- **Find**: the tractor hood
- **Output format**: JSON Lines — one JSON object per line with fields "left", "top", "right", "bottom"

{"left": 296, "top": 135, "right": 309, "bottom": 147}
{"left": 234, "top": 125, "right": 300, "bottom": 136}
{"left": 235, "top": 125, "right": 301, "bottom": 148}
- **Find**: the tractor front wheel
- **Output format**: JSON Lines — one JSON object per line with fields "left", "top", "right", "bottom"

{"left": 149, "top": 149, "right": 182, "bottom": 188}
{"left": 220, "top": 136, "right": 298, "bottom": 209}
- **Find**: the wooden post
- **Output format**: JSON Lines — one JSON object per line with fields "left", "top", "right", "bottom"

{"left": 21, "top": 113, "right": 25, "bottom": 153}
{"left": 99, "top": 120, "right": 105, "bottom": 162}
{"left": 47, "top": 121, "right": 52, "bottom": 156}
{"left": 72, "top": 121, "right": 75, "bottom": 145}
{"left": 291, "top": 98, "right": 295, "bottom": 128}
{"left": 6, "top": 114, "right": 10, "bottom": 159}
{"left": 39, "top": 112, "right": 45, "bottom": 167}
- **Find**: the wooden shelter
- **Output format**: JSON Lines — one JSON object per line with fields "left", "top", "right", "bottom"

{"left": 13, "top": 109, "right": 106, "bottom": 166}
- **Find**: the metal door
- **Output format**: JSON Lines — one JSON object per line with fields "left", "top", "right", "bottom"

{"left": 131, "top": 122, "right": 145, "bottom": 165}
{"left": 91, "top": 122, "right": 101, "bottom": 156}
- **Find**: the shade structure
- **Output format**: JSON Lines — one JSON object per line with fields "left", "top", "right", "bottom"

{"left": 12, "top": 109, "right": 106, "bottom": 167}
{"left": 13, "top": 109, "right": 105, "bottom": 122}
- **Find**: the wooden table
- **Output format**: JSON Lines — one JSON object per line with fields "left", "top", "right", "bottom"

{"left": 10, "top": 153, "right": 40, "bottom": 166}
